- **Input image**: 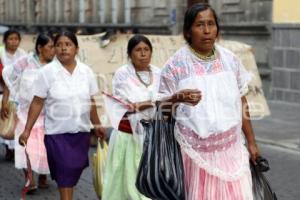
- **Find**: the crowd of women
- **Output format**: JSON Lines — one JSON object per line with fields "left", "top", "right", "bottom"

{"left": 0, "top": 3, "right": 260, "bottom": 200}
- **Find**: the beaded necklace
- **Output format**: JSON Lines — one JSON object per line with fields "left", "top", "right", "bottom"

{"left": 135, "top": 68, "right": 152, "bottom": 87}
{"left": 189, "top": 45, "right": 216, "bottom": 61}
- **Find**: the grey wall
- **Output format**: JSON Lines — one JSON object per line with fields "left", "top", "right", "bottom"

{"left": 209, "top": 0, "right": 273, "bottom": 99}
{"left": 271, "top": 24, "right": 300, "bottom": 104}
{"left": 0, "top": 0, "right": 187, "bottom": 34}
{"left": 209, "top": 0, "right": 272, "bottom": 70}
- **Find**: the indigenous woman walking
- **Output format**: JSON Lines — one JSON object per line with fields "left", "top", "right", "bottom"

{"left": 19, "top": 31, "right": 106, "bottom": 200}
{"left": 2, "top": 33, "right": 55, "bottom": 191}
{"left": 0, "top": 29, "right": 27, "bottom": 161}
{"left": 158, "top": 3, "right": 260, "bottom": 200}
{"left": 102, "top": 34, "right": 160, "bottom": 200}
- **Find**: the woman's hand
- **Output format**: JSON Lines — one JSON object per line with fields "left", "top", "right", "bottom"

{"left": 94, "top": 125, "right": 106, "bottom": 139}
{"left": 248, "top": 142, "right": 260, "bottom": 164}
{"left": 174, "top": 89, "right": 202, "bottom": 106}
{"left": 127, "top": 101, "right": 155, "bottom": 113}
{"left": 1, "top": 84, "right": 10, "bottom": 119}
{"left": 0, "top": 103, "right": 9, "bottom": 119}
{"left": 127, "top": 102, "right": 137, "bottom": 113}
{"left": 19, "top": 130, "right": 31, "bottom": 146}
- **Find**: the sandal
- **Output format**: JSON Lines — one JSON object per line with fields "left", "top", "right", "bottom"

{"left": 38, "top": 175, "right": 49, "bottom": 189}
{"left": 27, "top": 185, "right": 37, "bottom": 195}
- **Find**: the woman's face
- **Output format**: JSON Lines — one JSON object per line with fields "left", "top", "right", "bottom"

{"left": 55, "top": 36, "right": 78, "bottom": 64}
{"left": 5, "top": 33, "right": 21, "bottom": 52}
{"left": 188, "top": 9, "right": 218, "bottom": 54}
{"left": 130, "top": 41, "right": 152, "bottom": 70}
{"left": 39, "top": 40, "right": 55, "bottom": 63}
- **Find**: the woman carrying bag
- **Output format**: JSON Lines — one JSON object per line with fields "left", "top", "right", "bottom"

{"left": 2, "top": 33, "right": 55, "bottom": 191}
{"left": 19, "top": 31, "right": 106, "bottom": 200}
{"left": 0, "top": 29, "right": 27, "bottom": 161}
{"left": 157, "top": 3, "right": 260, "bottom": 200}
{"left": 102, "top": 34, "right": 160, "bottom": 200}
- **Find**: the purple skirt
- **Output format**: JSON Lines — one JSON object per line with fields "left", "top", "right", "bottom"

{"left": 44, "top": 132, "right": 90, "bottom": 187}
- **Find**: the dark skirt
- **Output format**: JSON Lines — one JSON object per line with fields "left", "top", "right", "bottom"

{"left": 44, "top": 132, "right": 90, "bottom": 187}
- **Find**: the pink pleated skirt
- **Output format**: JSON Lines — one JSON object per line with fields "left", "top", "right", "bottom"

{"left": 176, "top": 123, "right": 254, "bottom": 200}
{"left": 15, "top": 119, "right": 49, "bottom": 174}
{"left": 182, "top": 151, "right": 253, "bottom": 200}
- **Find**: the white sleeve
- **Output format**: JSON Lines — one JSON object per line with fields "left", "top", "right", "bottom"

{"left": 156, "top": 63, "right": 178, "bottom": 101}
{"left": 104, "top": 69, "right": 130, "bottom": 130}
{"left": 234, "top": 57, "right": 252, "bottom": 96}
{"left": 112, "top": 70, "right": 131, "bottom": 102}
{"left": 88, "top": 68, "right": 99, "bottom": 96}
{"left": 2, "top": 56, "right": 27, "bottom": 97}
{"left": 2, "top": 64, "right": 17, "bottom": 96}
{"left": 33, "top": 70, "right": 49, "bottom": 98}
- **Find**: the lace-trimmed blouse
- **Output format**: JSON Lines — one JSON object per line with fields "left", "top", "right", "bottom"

{"left": 158, "top": 45, "right": 252, "bottom": 138}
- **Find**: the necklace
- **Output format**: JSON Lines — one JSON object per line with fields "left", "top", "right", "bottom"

{"left": 189, "top": 45, "right": 216, "bottom": 61}
{"left": 135, "top": 68, "right": 152, "bottom": 87}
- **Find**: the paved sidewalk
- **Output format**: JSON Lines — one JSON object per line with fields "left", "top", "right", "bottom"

{"left": 252, "top": 100, "right": 300, "bottom": 152}
{"left": 0, "top": 100, "right": 299, "bottom": 199}
{"left": 0, "top": 146, "right": 99, "bottom": 200}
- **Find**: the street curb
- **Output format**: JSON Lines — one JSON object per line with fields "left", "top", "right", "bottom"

{"left": 256, "top": 137, "right": 300, "bottom": 152}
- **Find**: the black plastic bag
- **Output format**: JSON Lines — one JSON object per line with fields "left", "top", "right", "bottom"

{"left": 136, "top": 109, "right": 185, "bottom": 200}
{"left": 250, "top": 156, "right": 277, "bottom": 200}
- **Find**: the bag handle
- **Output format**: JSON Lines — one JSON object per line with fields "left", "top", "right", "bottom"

{"left": 97, "top": 138, "right": 107, "bottom": 150}
{"left": 20, "top": 144, "right": 33, "bottom": 200}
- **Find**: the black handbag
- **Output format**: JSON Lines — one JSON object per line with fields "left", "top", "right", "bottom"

{"left": 136, "top": 108, "right": 185, "bottom": 200}
{"left": 250, "top": 156, "right": 277, "bottom": 200}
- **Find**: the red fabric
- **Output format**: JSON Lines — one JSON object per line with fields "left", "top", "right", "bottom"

{"left": 118, "top": 118, "right": 133, "bottom": 134}
{"left": 0, "top": 59, "right": 3, "bottom": 82}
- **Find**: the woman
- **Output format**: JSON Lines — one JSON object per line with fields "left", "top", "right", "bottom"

{"left": 102, "top": 35, "right": 160, "bottom": 200}
{"left": 1, "top": 33, "right": 55, "bottom": 191}
{"left": 0, "top": 29, "right": 27, "bottom": 66}
{"left": 157, "top": 3, "right": 260, "bottom": 200}
{"left": 19, "top": 31, "right": 106, "bottom": 200}
{"left": 0, "top": 29, "right": 27, "bottom": 161}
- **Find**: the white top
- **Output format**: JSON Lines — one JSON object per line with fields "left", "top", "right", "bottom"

{"left": 0, "top": 46, "right": 27, "bottom": 67}
{"left": 157, "top": 45, "right": 252, "bottom": 180}
{"left": 103, "top": 63, "right": 161, "bottom": 148}
{"left": 158, "top": 45, "right": 252, "bottom": 138}
{"left": 3, "top": 52, "right": 44, "bottom": 125}
{"left": 34, "top": 57, "right": 99, "bottom": 135}
{"left": 0, "top": 46, "right": 27, "bottom": 93}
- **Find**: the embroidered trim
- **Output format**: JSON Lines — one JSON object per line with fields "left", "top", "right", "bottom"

{"left": 189, "top": 45, "right": 217, "bottom": 61}
{"left": 175, "top": 123, "right": 250, "bottom": 181}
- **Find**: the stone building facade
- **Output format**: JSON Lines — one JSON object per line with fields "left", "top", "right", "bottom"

{"left": 210, "top": 0, "right": 300, "bottom": 104}
{"left": 1, "top": 0, "right": 299, "bottom": 104}
{"left": 270, "top": 1, "right": 300, "bottom": 104}
{"left": 209, "top": 0, "right": 272, "bottom": 74}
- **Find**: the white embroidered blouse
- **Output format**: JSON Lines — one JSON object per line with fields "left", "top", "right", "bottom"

{"left": 157, "top": 45, "right": 252, "bottom": 180}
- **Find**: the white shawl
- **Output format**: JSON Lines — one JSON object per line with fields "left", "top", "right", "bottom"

{"left": 103, "top": 63, "right": 161, "bottom": 149}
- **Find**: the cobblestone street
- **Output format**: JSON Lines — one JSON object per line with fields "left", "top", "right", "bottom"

{"left": 0, "top": 146, "right": 98, "bottom": 200}
{"left": 1, "top": 101, "right": 300, "bottom": 200}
